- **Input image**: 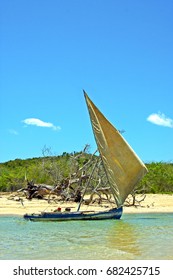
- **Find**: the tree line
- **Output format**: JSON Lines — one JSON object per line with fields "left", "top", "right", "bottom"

{"left": 0, "top": 149, "right": 173, "bottom": 194}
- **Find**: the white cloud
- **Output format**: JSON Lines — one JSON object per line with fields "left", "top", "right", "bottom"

{"left": 147, "top": 112, "right": 173, "bottom": 128}
{"left": 22, "top": 118, "right": 61, "bottom": 131}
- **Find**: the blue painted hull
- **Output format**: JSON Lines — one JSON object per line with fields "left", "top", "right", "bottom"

{"left": 24, "top": 207, "right": 123, "bottom": 222}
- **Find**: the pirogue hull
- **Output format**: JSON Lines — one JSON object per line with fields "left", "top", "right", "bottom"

{"left": 24, "top": 207, "right": 123, "bottom": 222}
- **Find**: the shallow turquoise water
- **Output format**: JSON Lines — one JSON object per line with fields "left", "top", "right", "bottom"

{"left": 0, "top": 213, "right": 173, "bottom": 260}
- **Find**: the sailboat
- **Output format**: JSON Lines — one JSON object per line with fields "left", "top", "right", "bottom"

{"left": 24, "top": 91, "right": 148, "bottom": 221}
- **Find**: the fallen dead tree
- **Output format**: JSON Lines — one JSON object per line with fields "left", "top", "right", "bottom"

{"left": 16, "top": 145, "right": 147, "bottom": 207}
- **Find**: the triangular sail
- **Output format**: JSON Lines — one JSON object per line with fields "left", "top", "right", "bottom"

{"left": 84, "top": 91, "right": 148, "bottom": 208}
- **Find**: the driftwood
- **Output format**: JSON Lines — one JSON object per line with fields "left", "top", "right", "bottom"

{"left": 17, "top": 145, "right": 146, "bottom": 207}
{"left": 124, "top": 193, "right": 146, "bottom": 207}
{"left": 18, "top": 179, "right": 82, "bottom": 203}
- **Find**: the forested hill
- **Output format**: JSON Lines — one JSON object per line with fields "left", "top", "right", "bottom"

{"left": 0, "top": 151, "right": 173, "bottom": 193}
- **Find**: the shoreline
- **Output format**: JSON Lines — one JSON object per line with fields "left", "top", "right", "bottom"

{"left": 0, "top": 193, "right": 173, "bottom": 216}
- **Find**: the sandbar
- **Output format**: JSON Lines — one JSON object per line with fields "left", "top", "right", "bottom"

{"left": 0, "top": 192, "right": 173, "bottom": 216}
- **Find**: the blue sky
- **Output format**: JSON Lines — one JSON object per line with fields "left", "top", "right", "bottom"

{"left": 0, "top": 0, "right": 173, "bottom": 163}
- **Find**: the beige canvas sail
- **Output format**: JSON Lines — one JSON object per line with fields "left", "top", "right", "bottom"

{"left": 84, "top": 91, "right": 148, "bottom": 208}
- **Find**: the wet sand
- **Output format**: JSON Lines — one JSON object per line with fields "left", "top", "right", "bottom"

{"left": 0, "top": 192, "right": 173, "bottom": 216}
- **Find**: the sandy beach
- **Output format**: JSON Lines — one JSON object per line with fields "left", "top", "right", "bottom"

{"left": 0, "top": 192, "right": 173, "bottom": 216}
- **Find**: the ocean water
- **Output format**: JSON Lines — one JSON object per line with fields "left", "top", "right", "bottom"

{"left": 0, "top": 213, "right": 173, "bottom": 260}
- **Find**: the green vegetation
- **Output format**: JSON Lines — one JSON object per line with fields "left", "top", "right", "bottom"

{"left": 0, "top": 152, "right": 173, "bottom": 193}
{"left": 0, "top": 151, "right": 92, "bottom": 192}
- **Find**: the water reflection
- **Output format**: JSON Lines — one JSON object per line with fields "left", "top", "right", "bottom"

{"left": 106, "top": 219, "right": 141, "bottom": 258}
{"left": 106, "top": 214, "right": 173, "bottom": 260}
